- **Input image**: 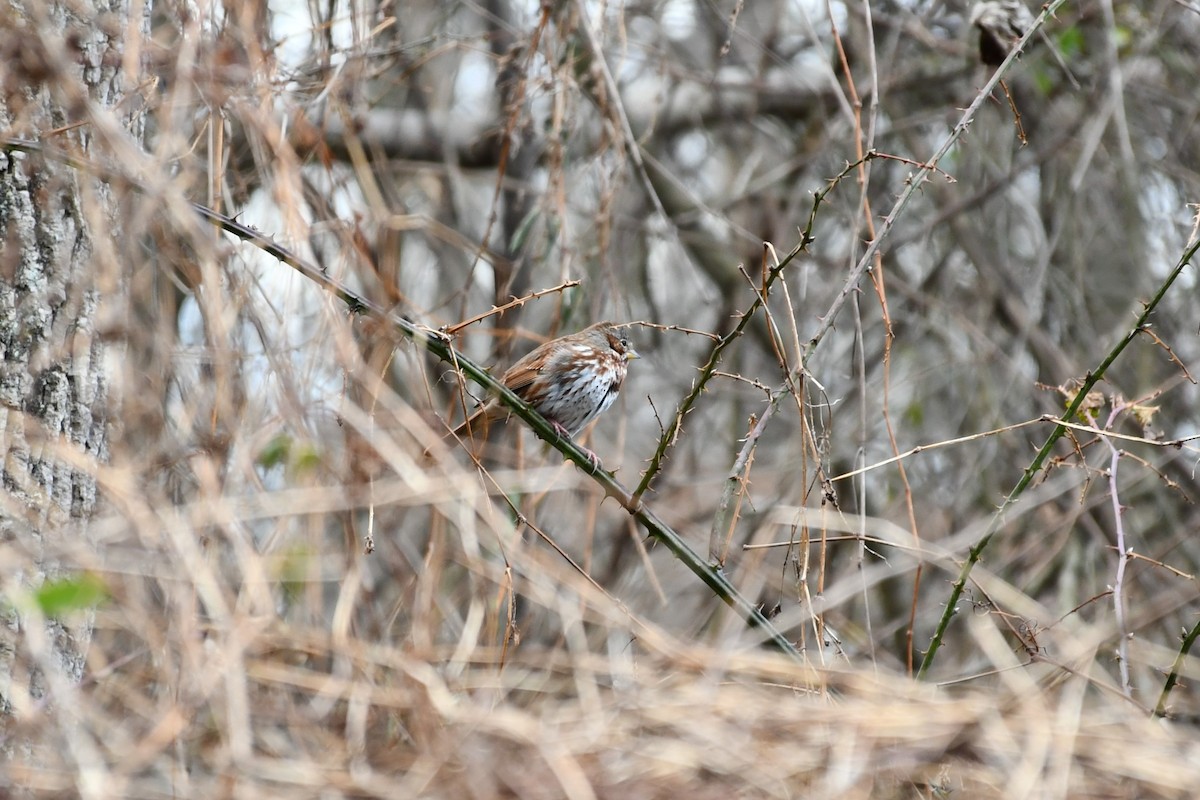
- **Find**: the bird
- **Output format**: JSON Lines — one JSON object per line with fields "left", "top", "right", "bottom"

{"left": 970, "top": 0, "right": 1035, "bottom": 66}
{"left": 449, "top": 321, "right": 639, "bottom": 464}
{"left": 969, "top": 1, "right": 1080, "bottom": 89}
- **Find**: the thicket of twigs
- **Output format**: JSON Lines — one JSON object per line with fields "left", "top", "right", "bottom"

{"left": 4, "top": 0, "right": 1200, "bottom": 797}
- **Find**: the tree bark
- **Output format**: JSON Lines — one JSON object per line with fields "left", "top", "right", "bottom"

{"left": 0, "top": 0, "right": 135, "bottom": 726}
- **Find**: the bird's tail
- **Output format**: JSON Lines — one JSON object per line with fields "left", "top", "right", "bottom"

{"left": 423, "top": 407, "right": 491, "bottom": 461}
{"left": 450, "top": 407, "right": 492, "bottom": 440}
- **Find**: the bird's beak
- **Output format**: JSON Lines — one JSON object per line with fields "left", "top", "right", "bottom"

{"left": 625, "top": 347, "right": 641, "bottom": 361}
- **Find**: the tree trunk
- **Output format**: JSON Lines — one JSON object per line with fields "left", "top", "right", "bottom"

{"left": 0, "top": 0, "right": 135, "bottom": 728}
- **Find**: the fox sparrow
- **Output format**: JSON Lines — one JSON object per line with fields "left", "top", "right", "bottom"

{"left": 970, "top": 0, "right": 1034, "bottom": 66}
{"left": 450, "top": 321, "right": 639, "bottom": 461}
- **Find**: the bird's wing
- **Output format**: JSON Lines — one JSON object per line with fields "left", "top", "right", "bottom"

{"left": 501, "top": 360, "right": 543, "bottom": 398}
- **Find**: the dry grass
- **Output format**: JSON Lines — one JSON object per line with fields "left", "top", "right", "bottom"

{"left": 3, "top": 375, "right": 1199, "bottom": 797}
{"left": 8, "top": 549, "right": 1200, "bottom": 799}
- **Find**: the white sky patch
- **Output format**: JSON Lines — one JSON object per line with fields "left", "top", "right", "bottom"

{"left": 453, "top": 52, "right": 496, "bottom": 123}
{"left": 270, "top": 0, "right": 357, "bottom": 69}
{"left": 673, "top": 129, "right": 708, "bottom": 171}
{"left": 270, "top": 0, "right": 315, "bottom": 68}
{"left": 661, "top": 0, "right": 697, "bottom": 42}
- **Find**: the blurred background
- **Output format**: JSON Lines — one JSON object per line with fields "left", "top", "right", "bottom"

{"left": 3, "top": 0, "right": 1200, "bottom": 796}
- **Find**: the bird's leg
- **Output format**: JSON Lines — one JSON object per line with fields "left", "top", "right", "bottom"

{"left": 549, "top": 421, "right": 602, "bottom": 470}
{"left": 577, "top": 445, "right": 601, "bottom": 470}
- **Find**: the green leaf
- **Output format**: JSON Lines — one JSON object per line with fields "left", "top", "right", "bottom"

{"left": 277, "top": 546, "right": 314, "bottom": 603}
{"left": 257, "top": 433, "right": 292, "bottom": 469}
{"left": 292, "top": 442, "right": 322, "bottom": 476}
{"left": 1033, "top": 69, "right": 1055, "bottom": 97}
{"left": 1056, "top": 26, "right": 1084, "bottom": 59}
{"left": 35, "top": 573, "right": 108, "bottom": 616}
{"left": 905, "top": 402, "right": 924, "bottom": 427}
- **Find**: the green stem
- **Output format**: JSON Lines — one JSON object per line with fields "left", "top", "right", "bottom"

{"left": 1155, "top": 616, "right": 1200, "bottom": 718}
{"left": 918, "top": 234, "right": 1200, "bottom": 678}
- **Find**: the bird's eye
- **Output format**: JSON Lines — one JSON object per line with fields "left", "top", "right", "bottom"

{"left": 619, "top": 337, "right": 629, "bottom": 350}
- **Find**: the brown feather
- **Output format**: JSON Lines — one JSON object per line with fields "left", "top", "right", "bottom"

{"left": 442, "top": 321, "right": 637, "bottom": 456}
